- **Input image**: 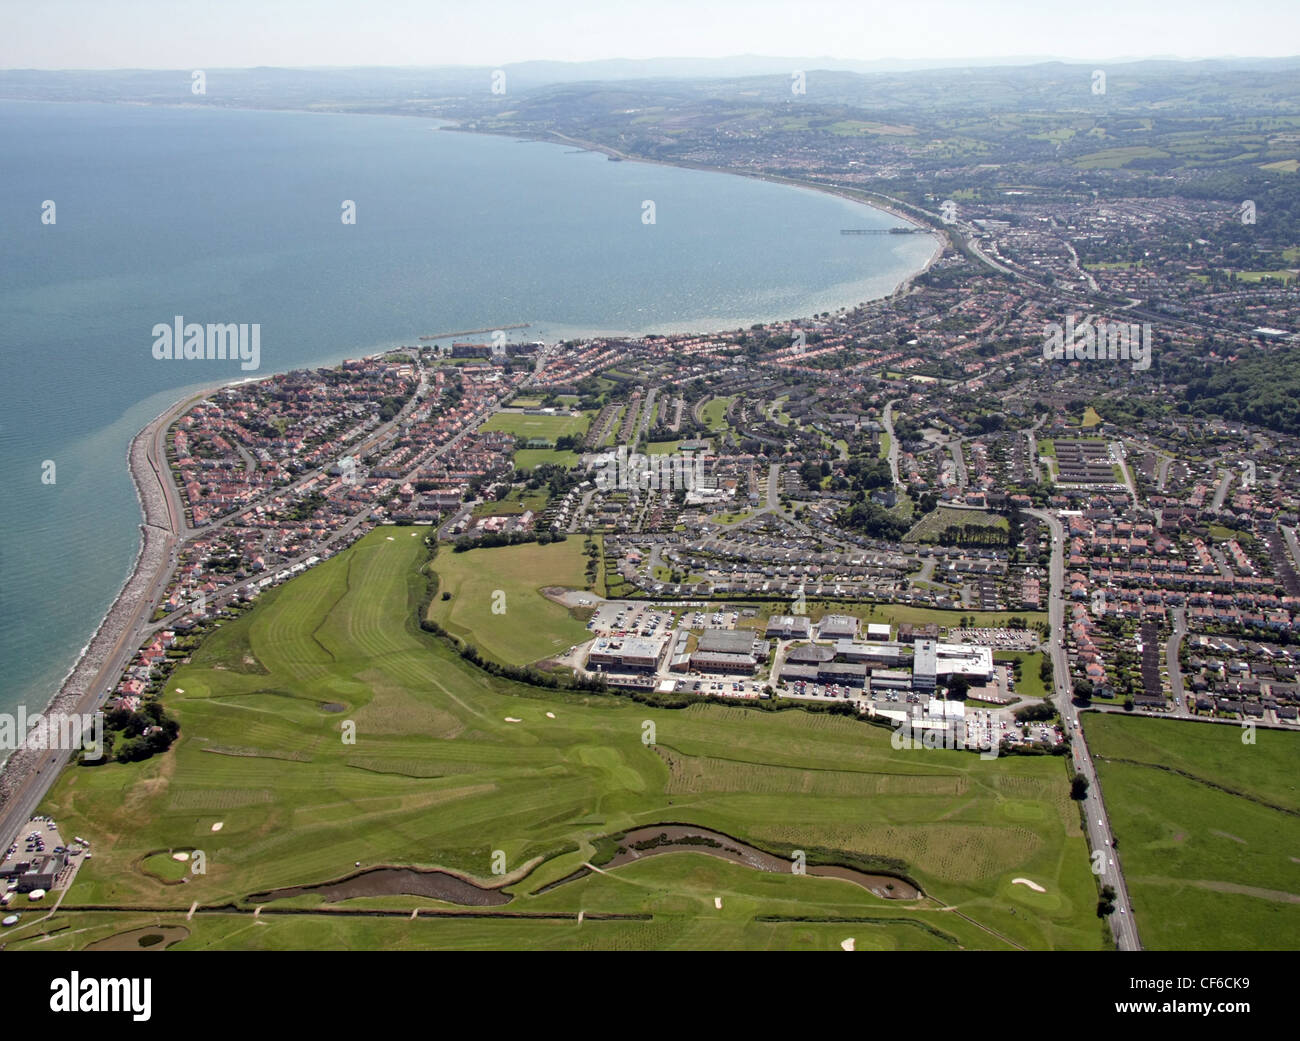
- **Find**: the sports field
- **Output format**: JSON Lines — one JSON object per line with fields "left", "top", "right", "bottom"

{"left": 14, "top": 528, "right": 1101, "bottom": 951}
{"left": 480, "top": 410, "right": 592, "bottom": 441}
{"left": 1083, "top": 712, "right": 1300, "bottom": 950}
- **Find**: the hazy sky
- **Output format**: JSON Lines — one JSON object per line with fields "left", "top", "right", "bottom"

{"left": 3, "top": 0, "right": 1297, "bottom": 69}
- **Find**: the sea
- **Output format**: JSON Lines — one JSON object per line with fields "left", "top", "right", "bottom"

{"left": 0, "top": 99, "right": 937, "bottom": 722}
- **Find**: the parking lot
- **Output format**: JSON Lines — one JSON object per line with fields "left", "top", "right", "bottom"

{"left": 586, "top": 601, "right": 679, "bottom": 640}
{"left": 946, "top": 627, "right": 1040, "bottom": 651}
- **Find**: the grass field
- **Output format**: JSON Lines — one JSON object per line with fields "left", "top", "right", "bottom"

{"left": 701, "top": 396, "right": 733, "bottom": 432}
{"left": 733, "top": 600, "right": 1045, "bottom": 632}
{"left": 904, "top": 506, "right": 1008, "bottom": 544}
{"left": 472, "top": 488, "right": 550, "bottom": 518}
{"left": 995, "top": 651, "right": 1049, "bottom": 700}
{"left": 14, "top": 528, "right": 1100, "bottom": 951}
{"left": 1083, "top": 712, "right": 1300, "bottom": 950}
{"left": 514, "top": 448, "right": 581, "bottom": 470}
{"left": 427, "top": 539, "right": 593, "bottom": 664}
{"left": 480, "top": 411, "right": 592, "bottom": 441}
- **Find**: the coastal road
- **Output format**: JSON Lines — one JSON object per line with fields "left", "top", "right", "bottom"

{"left": 1027, "top": 507, "right": 1141, "bottom": 951}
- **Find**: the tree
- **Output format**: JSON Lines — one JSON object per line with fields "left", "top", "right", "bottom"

{"left": 1070, "top": 774, "right": 1090, "bottom": 800}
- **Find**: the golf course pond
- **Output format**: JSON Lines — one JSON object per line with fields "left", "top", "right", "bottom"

{"left": 539, "top": 825, "right": 921, "bottom": 900}
{"left": 249, "top": 866, "right": 511, "bottom": 907}
{"left": 248, "top": 826, "right": 922, "bottom": 907}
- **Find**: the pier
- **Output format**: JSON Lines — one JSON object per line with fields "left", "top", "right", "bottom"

{"left": 419, "top": 323, "right": 531, "bottom": 341}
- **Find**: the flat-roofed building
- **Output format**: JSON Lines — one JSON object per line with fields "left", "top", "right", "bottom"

{"left": 869, "top": 669, "right": 913, "bottom": 691}
{"left": 691, "top": 651, "right": 758, "bottom": 675}
{"left": 817, "top": 661, "right": 867, "bottom": 687}
{"left": 586, "top": 636, "right": 668, "bottom": 671}
{"left": 818, "top": 614, "right": 859, "bottom": 640}
{"left": 865, "top": 622, "right": 893, "bottom": 641}
{"left": 914, "top": 639, "right": 994, "bottom": 691}
{"left": 766, "top": 615, "right": 812, "bottom": 640}
{"left": 834, "top": 640, "right": 905, "bottom": 668}
{"left": 697, "top": 627, "right": 769, "bottom": 661}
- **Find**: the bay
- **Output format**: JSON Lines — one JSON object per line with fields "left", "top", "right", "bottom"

{"left": 0, "top": 100, "right": 936, "bottom": 720}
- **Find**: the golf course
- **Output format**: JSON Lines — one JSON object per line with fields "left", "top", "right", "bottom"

{"left": 12, "top": 527, "right": 1103, "bottom": 951}
{"left": 1084, "top": 712, "right": 1300, "bottom": 949}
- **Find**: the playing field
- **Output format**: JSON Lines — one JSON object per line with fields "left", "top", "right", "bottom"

{"left": 480, "top": 410, "right": 592, "bottom": 442}
{"left": 14, "top": 528, "right": 1102, "bottom": 951}
{"left": 426, "top": 539, "right": 593, "bottom": 665}
{"left": 1083, "top": 712, "right": 1300, "bottom": 950}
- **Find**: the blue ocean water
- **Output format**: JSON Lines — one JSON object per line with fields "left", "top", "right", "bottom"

{"left": 0, "top": 100, "right": 935, "bottom": 718}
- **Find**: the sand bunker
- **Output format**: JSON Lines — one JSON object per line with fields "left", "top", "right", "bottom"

{"left": 546, "top": 712, "right": 556, "bottom": 719}
{"left": 211, "top": 822, "right": 224, "bottom": 832}
{"left": 172, "top": 852, "right": 190, "bottom": 862}
{"left": 1012, "top": 877, "right": 1046, "bottom": 893}
{"left": 841, "top": 937, "right": 856, "bottom": 951}
{"left": 504, "top": 717, "right": 522, "bottom": 723}
{"left": 714, "top": 897, "right": 723, "bottom": 909}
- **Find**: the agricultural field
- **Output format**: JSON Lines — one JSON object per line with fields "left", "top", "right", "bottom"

{"left": 15, "top": 528, "right": 1101, "bottom": 952}
{"left": 426, "top": 538, "right": 594, "bottom": 664}
{"left": 1083, "top": 712, "right": 1300, "bottom": 950}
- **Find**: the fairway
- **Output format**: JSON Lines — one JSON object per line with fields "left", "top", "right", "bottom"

{"left": 21, "top": 527, "right": 1102, "bottom": 951}
{"left": 427, "top": 539, "right": 593, "bottom": 664}
{"left": 1084, "top": 712, "right": 1300, "bottom": 950}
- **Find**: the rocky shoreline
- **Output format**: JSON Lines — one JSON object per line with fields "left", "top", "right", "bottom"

{"left": 0, "top": 413, "right": 176, "bottom": 803}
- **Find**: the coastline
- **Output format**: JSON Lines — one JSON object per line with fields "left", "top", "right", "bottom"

{"left": 0, "top": 390, "right": 196, "bottom": 823}
{"left": 438, "top": 122, "right": 950, "bottom": 288}
{"left": 0, "top": 110, "right": 947, "bottom": 832}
